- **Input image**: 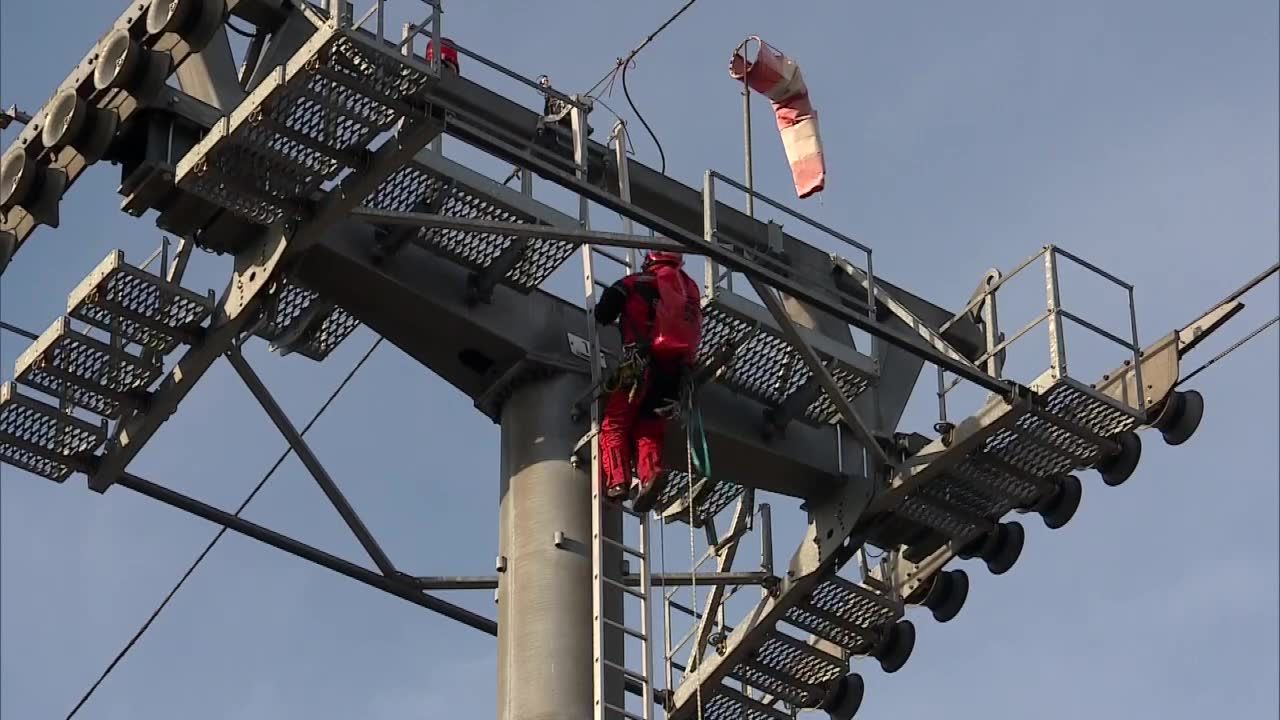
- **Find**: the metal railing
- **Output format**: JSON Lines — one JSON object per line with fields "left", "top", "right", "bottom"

{"left": 339, "top": 0, "right": 442, "bottom": 63}
{"left": 701, "top": 170, "right": 876, "bottom": 319}
{"left": 935, "top": 244, "right": 1145, "bottom": 423}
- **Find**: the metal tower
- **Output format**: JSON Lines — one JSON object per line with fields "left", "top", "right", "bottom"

{"left": 1, "top": 1, "right": 1274, "bottom": 718}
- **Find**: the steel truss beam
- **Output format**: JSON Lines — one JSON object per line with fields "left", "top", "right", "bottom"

{"left": 89, "top": 111, "right": 445, "bottom": 491}
{"left": 352, "top": 207, "right": 687, "bottom": 253}
{"left": 297, "top": 218, "right": 853, "bottom": 500}
{"left": 113, "top": 471, "right": 497, "bottom": 635}
{"left": 426, "top": 70, "right": 987, "bottom": 342}
{"left": 427, "top": 91, "right": 1013, "bottom": 395}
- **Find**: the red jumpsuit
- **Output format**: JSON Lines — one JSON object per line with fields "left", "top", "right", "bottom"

{"left": 595, "top": 253, "right": 702, "bottom": 504}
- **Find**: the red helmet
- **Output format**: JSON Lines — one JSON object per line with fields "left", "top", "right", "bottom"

{"left": 643, "top": 250, "right": 684, "bottom": 270}
{"left": 425, "top": 38, "right": 460, "bottom": 73}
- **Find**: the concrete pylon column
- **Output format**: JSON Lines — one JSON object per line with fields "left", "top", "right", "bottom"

{"left": 496, "top": 372, "right": 624, "bottom": 720}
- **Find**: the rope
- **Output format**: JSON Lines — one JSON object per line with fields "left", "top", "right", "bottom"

{"left": 63, "top": 336, "right": 384, "bottom": 719}
{"left": 684, "top": 385, "right": 705, "bottom": 720}
{"left": 1177, "top": 314, "right": 1278, "bottom": 388}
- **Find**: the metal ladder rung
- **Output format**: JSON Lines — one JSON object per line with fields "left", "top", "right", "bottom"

{"left": 585, "top": 112, "right": 652, "bottom": 720}
{"left": 604, "top": 658, "right": 649, "bottom": 684}
{"left": 603, "top": 617, "right": 648, "bottom": 641}
{"left": 602, "top": 575, "right": 647, "bottom": 599}
{"left": 603, "top": 535, "right": 646, "bottom": 559}
{"left": 592, "top": 246, "right": 631, "bottom": 267}
{"left": 602, "top": 702, "right": 646, "bottom": 720}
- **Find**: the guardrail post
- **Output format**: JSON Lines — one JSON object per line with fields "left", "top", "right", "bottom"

{"left": 702, "top": 170, "right": 718, "bottom": 297}
{"left": 1044, "top": 245, "right": 1068, "bottom": 380}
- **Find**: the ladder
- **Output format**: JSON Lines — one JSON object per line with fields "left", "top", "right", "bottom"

{"left": 575, "top": 106, "right": 656, "bottom": 720}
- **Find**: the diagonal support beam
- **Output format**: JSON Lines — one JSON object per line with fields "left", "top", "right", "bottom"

{"left": 114, "top": 471, "right": 496, "bottom": 635}
{"left": 831, "top": 256, "right": 981, "bottom": 374}
{"left": 353, "top": 207, "right": 686, "bottom": 253}
{"left": 372, "top": 179, "right": 456, "bottom": 263}
{"left": 225, "top": 347, "right": 397, "bottom": 577}
{"left": 747, "top": 276, "right": 893, "bottom": 470}
{"left": 765, "top": 370, "right": 826, "bottom": 437}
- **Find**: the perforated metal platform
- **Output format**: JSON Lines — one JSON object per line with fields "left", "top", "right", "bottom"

{"left": 783, "top": 575, "right": 902, "bottom": 654}
{"left": 174, "top": 25, "right": 438, "bottom": 225}
{"left": 66, "top": 251, "right": 215, "bottom": 355}
{"left": 656, "top": 471, "right": 745, "bottom": 527}
{"left": 724, "top": 629, "right": 846, "bottom": 708}
{"left": 889, "top": 378, "right": 1142, "bottom": 545}
{"left": 699, "top": 686, "right": 792, "bottom": 720}
{"left": 698, "top": 291, "right": 874, "bottom": 426}
{"left": 362, "top": 160, "right": 578, "bottom": 292}
{"left": 14, "top": 317, "right": 160, "bottom": 417}
{"left": 254, "top": 279, "right": 361, "bottom": 361}
{"left": 0, "top": 383, "right": 105, "bottom": 482}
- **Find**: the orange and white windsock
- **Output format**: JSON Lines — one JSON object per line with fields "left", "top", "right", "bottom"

{"left": 729, "top": 38, "right": 826, "bottom": 199}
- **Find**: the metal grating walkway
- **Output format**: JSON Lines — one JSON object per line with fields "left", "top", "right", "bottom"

{"left": 887, "top": 378, "right": 1141, "bottom": 548}
{"left": 0, "top": 383, "right": 105, "bottom": 482}
{"left": 698, "top": 291, "right": 875, "bottom": 427}
{"left": 656, "top": 471, "right": 745, "bottom": 527}
{"left": 362, "top": 160, "right": 578, "bottom": 292}
{"left": 66, "top": 250, "right": 214, "bottom": 355}
{"left": 254, "top": 278, "right": 361, "bottom": 362}
{"left": 175, "top": 25, "right": 438, "bottom": 224}
{"left": 14, "top": 317, "right": 160, "bottom": 417}
{"left": 783, "top": 575, "right": 902, "bottom": 654}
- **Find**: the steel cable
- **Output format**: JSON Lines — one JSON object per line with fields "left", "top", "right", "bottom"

{"left": 64, "top": 336, "right": 385, "bottom": 719}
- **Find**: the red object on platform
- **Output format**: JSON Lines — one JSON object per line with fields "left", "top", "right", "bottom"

{"left": 425, "top": 38, "right": 460, "bottom": 72}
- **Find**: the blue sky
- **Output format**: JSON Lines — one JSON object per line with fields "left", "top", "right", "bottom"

{"left": 2, "top": 1, "right": 1278, "bottom": 718}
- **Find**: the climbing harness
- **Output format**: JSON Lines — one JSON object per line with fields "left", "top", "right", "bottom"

{"left": 603, "top": 343, "right": 649, "bottom": 402}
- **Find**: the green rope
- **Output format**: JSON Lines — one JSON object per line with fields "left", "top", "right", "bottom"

{"left": 687, "top": 393, "right": 711, "bottom": 481}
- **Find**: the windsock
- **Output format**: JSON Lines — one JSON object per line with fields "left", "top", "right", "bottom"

{"left": 729, "top": 37, "right": 826, "bottom": 199}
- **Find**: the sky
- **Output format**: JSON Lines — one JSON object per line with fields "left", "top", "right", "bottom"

{"left": 1, "top": 1, "right": 1278, "bottom": 719}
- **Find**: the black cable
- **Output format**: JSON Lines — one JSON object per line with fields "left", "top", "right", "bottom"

{"left": 225, "top": 17, "right": 260, "bottom": 39}
{"left": 584, "top": 0, "right": 704, "bottom": 99}
{"left": 621, "top": 60, "right": 667, "bottom": 175}
{"left": 64, "top": 336, "right": 384, "bottom": 720}
{"left": 1177, "top": 315, "right": 1278, "bottom": 388}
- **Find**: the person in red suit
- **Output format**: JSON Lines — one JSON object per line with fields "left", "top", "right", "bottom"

{"left": 594, "top": 251, "right": 703, "bottom": 510}
{"left": 424, "top": 38, "right": 460, "bottom": 74}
